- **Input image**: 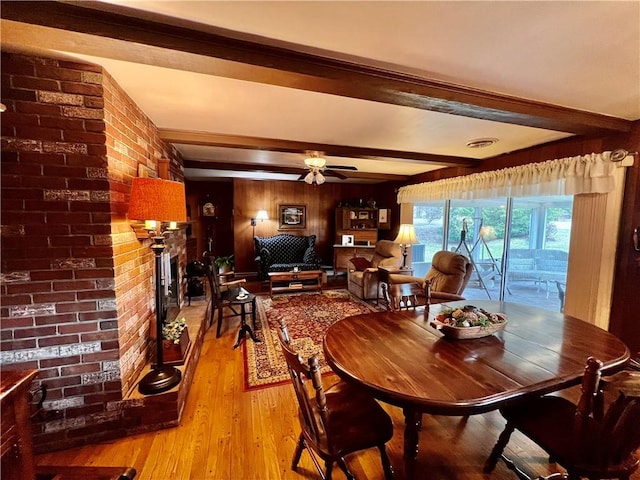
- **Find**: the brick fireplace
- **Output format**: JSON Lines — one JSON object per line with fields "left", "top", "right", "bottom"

{"left": 1, "top": 52, "right": 189, "bottom": 452}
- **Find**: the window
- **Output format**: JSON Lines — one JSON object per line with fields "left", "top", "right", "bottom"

{"left": 412, "top": 195, "right": 573, "bottom": 311}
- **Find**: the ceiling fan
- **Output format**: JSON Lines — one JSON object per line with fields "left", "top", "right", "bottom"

{"left": 298, "top": 152, "right": 357, "bottom": 184}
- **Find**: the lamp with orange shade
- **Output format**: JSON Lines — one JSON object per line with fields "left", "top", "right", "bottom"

{"left": 128, "top": 177, "right": 187, "bottom": 395}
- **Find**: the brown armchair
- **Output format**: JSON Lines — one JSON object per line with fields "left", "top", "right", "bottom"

{"left": 388, "top": 250, "right": 472, "bottom": 304}
{"left": 347, "top": 240, "right": 403, "bottom": 300}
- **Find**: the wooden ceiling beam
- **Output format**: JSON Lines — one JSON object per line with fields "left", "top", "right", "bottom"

{"left": 183, "top": 160, "right": 409, "bottom": 182}
{"left": 160, "top": 129, "right": 476, "bottom": 167}
{"left": 2, "top": 1, "right": 632, "bottom": 136}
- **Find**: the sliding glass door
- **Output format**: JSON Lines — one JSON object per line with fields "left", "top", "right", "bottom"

{"left": 503, "top": 196, "right": 573, "bottom": 311}
{"left": 412, "top": 195, "right": 573, "bottom": 311}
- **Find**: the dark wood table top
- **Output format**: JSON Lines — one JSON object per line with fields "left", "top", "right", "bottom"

{"left": 323, "top": 300, "right": 630, "bottom": 416}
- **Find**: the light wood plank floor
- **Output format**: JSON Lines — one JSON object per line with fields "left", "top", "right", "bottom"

{"left": 35, "top": 291, "right": 639, "bottom": 480}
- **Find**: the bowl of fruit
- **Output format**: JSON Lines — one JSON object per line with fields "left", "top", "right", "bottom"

{"left": 430, "top": 305, "right": 507, "bottom": 339}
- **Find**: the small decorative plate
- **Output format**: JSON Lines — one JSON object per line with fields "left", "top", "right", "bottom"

{"left": 430, "top": 316, "right": 507, "bottom": 340}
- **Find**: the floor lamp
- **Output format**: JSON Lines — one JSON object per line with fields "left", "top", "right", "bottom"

{"left": 129, "top": 177, "right": 187, "bottom": 395}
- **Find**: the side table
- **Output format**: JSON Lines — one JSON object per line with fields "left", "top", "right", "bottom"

{"left": 232, "top": 293, "right": 259, "bottom": 349}
{"left": 377, "top": 266, "right": 414, "bottom": 305}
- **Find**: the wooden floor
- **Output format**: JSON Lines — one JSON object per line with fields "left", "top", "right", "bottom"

{"left": 35, "top": 279, "right": 639, "bottom": 480}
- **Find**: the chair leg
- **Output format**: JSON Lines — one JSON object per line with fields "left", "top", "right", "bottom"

{"left": 500, "top": 454, "right": 533, "bottom": 480}
{"left": 324, "top": 459, "right": 334, "bottom": 480}
{"left": 484, "top": 422, "right": 516, "bottom": 473}
{"left": 378, "top": 444, "right": 394, "bottom": 480}
{"left": 336, "top": 457, "right": 354, "bottom": 480}
{"left": 216, "top": 306, "right": 224, "bottom": 338}
{"left": 291, "top": 433, "right": 305, "bottom": 470}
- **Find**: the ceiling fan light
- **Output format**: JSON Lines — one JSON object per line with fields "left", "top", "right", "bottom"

{"left": 315, "top": 172, "right": 326, "bottom": 185}
{"left": 304, "top": 156, "right": 326, "bottom": 169}
{"left": 304, "top": 171, "right": 315, "bottom": 184}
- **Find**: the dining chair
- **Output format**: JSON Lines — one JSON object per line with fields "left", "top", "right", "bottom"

{"left": 277, "top": 320, "right": 394, "bottom": 480}
{"left": 202, "top": 254, "right": 254, "bottom": 338}
{"left": 484, "top": 356, "right": 640, "bottom": 480}
{"left": 381, "top": 282, "right": 429, "bottom": 311}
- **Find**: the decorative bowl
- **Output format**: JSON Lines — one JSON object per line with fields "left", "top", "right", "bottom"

{"left": 430, "top": 304, "right": 507, "bottom": 340}
{"left": 430, "top": 318, "right": 507, "bottom": 339}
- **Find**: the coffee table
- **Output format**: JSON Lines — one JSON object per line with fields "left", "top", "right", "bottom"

{"left": 268, "top": 270, "right": 323, "bottom": 296}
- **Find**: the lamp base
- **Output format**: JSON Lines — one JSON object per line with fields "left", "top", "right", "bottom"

{"left": 138, "top": 365, "right": 182, "bottom": 395}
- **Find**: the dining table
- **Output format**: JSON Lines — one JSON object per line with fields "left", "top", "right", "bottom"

{"left": 323, "top": 300, "right": 630, "bottom": 478}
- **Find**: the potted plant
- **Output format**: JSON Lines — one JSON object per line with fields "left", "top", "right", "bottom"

{"left": 215, "top": 255, "right": 234, "bottom": 274}
{"left": 157, "top": 317, "right": 190, "bottom": 366}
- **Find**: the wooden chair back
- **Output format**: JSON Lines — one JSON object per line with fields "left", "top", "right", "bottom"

{"left": 201, "top": 253, "right": 217, "bottom": 297}
{"left": 571, "top": 358, "right": 640, "bottom": 468}
{"left": 276, "top": 321, "right": 330, "bottom": 452}
{"left": 382, "top": 282, "right": 429, "bottom": 311}
{"left": 202, "top": 253, "right": 249, "bottom": 335}
{"left": 276, "top": 319, "right": 395, "bottom": 480}
{"left": 596, "top": 369, "right": 640, "bottom": 468}
{"left": 488, "top": 356, "right": 640, "bottom": 480}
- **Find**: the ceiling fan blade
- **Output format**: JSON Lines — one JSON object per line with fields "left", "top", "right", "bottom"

{"left": 297, "top": 173, "right": 306, "bottom": 181}
{"left": 325, "top": 169, "right": 348, "bottom": 180}
{"left": 326, "top": 165, "right": 358, "bottom": 171}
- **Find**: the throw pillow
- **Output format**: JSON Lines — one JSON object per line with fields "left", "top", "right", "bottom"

{"left": 349, "top": 257, "right": 371, "bottom": 271}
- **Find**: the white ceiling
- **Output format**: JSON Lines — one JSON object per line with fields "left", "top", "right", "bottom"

{"left": 2, "top": 1, "right": 639, "bottom": 184}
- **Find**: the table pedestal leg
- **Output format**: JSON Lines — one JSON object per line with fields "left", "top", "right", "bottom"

{"left": 403, "top": 407, "right": 421, "bottom": 478}
{"left": 232, "top": 303, "right": 261, "bottom": 349}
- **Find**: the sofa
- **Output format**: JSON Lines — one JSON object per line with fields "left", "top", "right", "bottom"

{"left": 507, "top": 249, "right": 568, "bottom": 286}
{"left": 347, "top": 239, "right": 403, "bottom": 300}
{"left": 254, "top": 234, "right": 321, "bottom": 280}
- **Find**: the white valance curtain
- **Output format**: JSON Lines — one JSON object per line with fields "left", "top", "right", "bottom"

{"left": 397, "top": 151, "right": 622, "bottom": 203}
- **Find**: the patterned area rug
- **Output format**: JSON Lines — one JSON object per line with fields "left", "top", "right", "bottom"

{"left": 243, "top": 289, "right": 382, "bottom": 390}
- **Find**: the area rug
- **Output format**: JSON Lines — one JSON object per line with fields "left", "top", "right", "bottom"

{"left": 243, "top": 289, "right": 382, "bottom": 390}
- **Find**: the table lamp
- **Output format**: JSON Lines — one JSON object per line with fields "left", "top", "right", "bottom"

{"left": 394, "top": 223, "right": 418, "bottom": 269}
{"left": 128, "top": 177, "right": 187, "bottom": 395}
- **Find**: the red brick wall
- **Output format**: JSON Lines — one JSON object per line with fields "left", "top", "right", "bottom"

{"left": 1, "top": 52, "right": 186, "bottom": 451}
{"left": 101, "top": 70, "right": 186, "bottom": 396}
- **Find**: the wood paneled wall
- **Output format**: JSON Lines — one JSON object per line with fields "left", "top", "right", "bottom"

{"left": 232, "top": 179, "right": 399, "bottom": 274}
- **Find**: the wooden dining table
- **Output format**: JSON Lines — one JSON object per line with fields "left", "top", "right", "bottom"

{"left": 323, "top": 300, "right": 630, "bottom": 477}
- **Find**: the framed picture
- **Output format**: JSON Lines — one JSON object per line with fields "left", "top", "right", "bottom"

{"left": 378, "top": 208, "right": 391, "bottom": 229}
{"left": 357, "top": 211, "right": 370, "bottom": 220}
{"left": 278, "top": 204, "right": 306, "bottom": 230}
{"left": 341, "top": 234, "right": 354, "bottom": 246}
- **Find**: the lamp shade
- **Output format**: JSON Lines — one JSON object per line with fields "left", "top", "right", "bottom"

{"left": 394, "top": 224, "right": 418, "bottom": 245}
{"left": 128, "top": 177, "right": 187, "bottom": 222}
{"left": 256, "top": 210, "right": 269, "bottom": 220}
{"left": 304, "top": 171, "right": 315, "bottom": 184}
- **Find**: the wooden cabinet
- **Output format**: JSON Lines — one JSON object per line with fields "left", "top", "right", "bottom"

{"left": 1, "top": 370, "right": 37, "bottom": 480}
{"left": 335, "top": 207, "right": 390, "bottom": 246}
